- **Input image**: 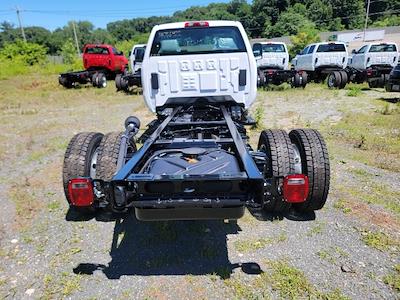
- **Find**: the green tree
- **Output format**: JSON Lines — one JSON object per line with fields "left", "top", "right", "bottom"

{"left": 0, "top": 40, "right": 47, "bottom": 65}
{"left": 60, "top": 39, "right": 77, "bottom": 65}
{"left": 271, "top": 8, "right": 315, "bottom": 37}
{"left": 289, "top": 25, "right": 321, "bottom": 57}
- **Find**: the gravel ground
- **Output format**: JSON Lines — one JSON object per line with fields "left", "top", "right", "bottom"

{"left": 0, "top": 76, "right": 399, "bottom": 299}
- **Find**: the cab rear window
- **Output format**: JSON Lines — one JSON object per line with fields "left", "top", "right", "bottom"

{"left": 262, "top": 44, "right": 285, "bottom": 53}
{"left": 150, "top": 26, "right": 246, "bottom": 56}
{"left": 85, "top": 47, "right": 109, "bottom": 54}
{"left": 316, "top": 44, "right": 346, "bottom": 52}
{"left": 369, "top": 44, "right": 397, "bottom": 52}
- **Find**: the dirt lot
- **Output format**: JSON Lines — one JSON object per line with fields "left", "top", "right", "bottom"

{"left": 0, "top": 76, "right": 399, "bottom": 299}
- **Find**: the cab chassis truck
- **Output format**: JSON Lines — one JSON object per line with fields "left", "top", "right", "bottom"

{"left": 115, "top": 45, "right": 146, "bottom": 92}
{"left": 63, "top": 21, "right": 330, "bottom": 221}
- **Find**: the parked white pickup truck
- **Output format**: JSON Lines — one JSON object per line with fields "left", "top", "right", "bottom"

{"left": 253, "top": 42, "right": 306, "bottom": 88}
{"left": 349, "top": 42, "right": 398, "bottom": 70}
{"left": 115, "top": 44, "right": 146, "bottom": 92}
{"left": 129, "top": 44, "right": 146, "bottom": 72}
{"left": 63, "top": 20, "right": 331, "bottom": 221}
{"left": 294, "top": 42, "right": 348, "bottom": 72}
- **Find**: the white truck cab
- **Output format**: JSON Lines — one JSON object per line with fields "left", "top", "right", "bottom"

{"left": 348, "top": 42, "right": 398, "bottom": 70}
{"left": 252, "top": 42, "right": 289, "bottom": 70}
{"left": 141, "top": 21, "right": 257, "bottom": 112}
{"left": 129, "top": 44, "right": 146, "bottom": 72}
{"left": 294, "top": 42, "right": 348, "bottom": 71}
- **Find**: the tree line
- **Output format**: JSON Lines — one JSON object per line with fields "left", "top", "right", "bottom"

{"left": 0, "top": 0, "right": 399, "bottom": 56}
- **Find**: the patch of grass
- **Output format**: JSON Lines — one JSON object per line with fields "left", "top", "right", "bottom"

{"left": 317, "top": 250, "right": 336, "bottom": 263}
{"left": 317, "top": 247, "right": 349, "bottom": 264}
{"left": 344, "top": 180, "right": 400, "bottom": 217}
{"left": 224, "top": 277, "right": 263, "bottom": 299}
{"left": 234, "top": 234, "right": 287, "bottom": 253}
{"left": 361, "top": 230, "right": 399, "bottom": 252}
{"left": 258, "top": 260, "right": 350, "bottom": 300}
{"left": 307, "top": 221, "right": 325, "bottom": 236}
{"left": 235, "top": 238, "right": 272, "bottom": 252}
{"left": 346, "top": 86, "right": 362, "bottom": 97}
{"left": 252, "top": 103, "right": 265, "bottom": 129}
{"left": 47, "top": 200, "right": 61, "bottom": 212}
{"left": 325, "top": 107, "right": 400, "bottom": 172}
{"left": 333, "top": 199, "right": 352, "bottom": 214}
{"left": 42, "top": 273, "right": 81, "bottom": 299}
{"left": 383, "top": 264, "right": 400, "bottom": 292}
{"left": 60, "top": 272, "right": 81, "bottom": 296}
{"left": 8, "top": 182, "right": 41, "bottom": 230}
{"left": 377, "top": 102, "right": 398, "bottom": 115}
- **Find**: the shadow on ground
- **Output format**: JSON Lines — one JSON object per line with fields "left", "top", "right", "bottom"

{"left": 378, "top": 96, "right": 400, "bottom": 103}
{"left": 73, "top": 213, "right": 263, "bottom": 279}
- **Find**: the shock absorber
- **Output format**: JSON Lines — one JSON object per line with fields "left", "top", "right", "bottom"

{"left": 116, "top": 116, "right": 141, "bottom": 171}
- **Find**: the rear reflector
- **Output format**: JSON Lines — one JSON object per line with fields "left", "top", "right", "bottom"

{"left": 185, "top": 21, "right": 209, "bottom": 27}
{"left": 283, "top": 174, "right": 309, "bottom": 203}
{"left": 68, "top": 178, "right": 94, "bottom": 207}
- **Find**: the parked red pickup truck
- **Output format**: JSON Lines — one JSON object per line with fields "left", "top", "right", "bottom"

{"left": 59, "top": 44, "right": 129, "bottom": 88}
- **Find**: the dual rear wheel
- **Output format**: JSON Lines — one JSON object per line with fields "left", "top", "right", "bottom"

{"left": 258, "top": 128, "right": 330, "bottom": 213}
{"left": 62, "top": 131, "right": 136, "bottom": 210}
{"left": 327, "top": 70, "right": 347, "bottom": 89}
{"left": 91, "top": 72, "right": 107, "bottom": 88}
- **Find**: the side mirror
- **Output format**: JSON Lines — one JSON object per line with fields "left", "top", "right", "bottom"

{"left": 128, "top": 51, "right": 131, "bottom": 57}
{"left": 352, "top": 49, "right": 357, "bottom": 54}
{"left": 119, "top": 51, "right": 124, "bottom": 56}
{"left": 253, "top": 50, "right": 261, "bottom": 58}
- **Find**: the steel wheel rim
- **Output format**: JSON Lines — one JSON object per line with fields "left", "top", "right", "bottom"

{"left": 90, "top": 147, "right": 99, "bottom": 178}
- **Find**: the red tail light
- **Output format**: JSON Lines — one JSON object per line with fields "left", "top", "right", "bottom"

{"left": 68, "top": 178, "right": 94, "bottom": 207}
{"left": 185, "top": 21, "right": 209, "bottom": 27}
{"left": 283, "top": 174, "right": 309, "bottom": 203}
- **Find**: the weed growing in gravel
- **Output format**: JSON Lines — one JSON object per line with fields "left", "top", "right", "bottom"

{"left": 361, "top": 231, "right": 399, "bottom": 252}
{"left": 8, "top": 181, "right": 42, "bottom": 230}
{"left": 259, "top": 260, "right": 350, "bottom": 300}
{"left": 253, "top": 102, "right": 265, "bottom": 129}
{"left": 307, "top": 221, "right": 326, "bottom": 236}
{"left": 377, "top": 102, "right": 398, "bottom": 115}
{"left": 234, "top": 234, "right": 287, "bottom": 253}
{"left": 326, "top": 107, "right": 400, "bottom": 172}
{"left": 383, "top": 264, "right": 400, "bottom": 292}
{"left": 333, "top": 199, "right": 352, "bottom": 214}
{"left": 346, "top": 86, "right": 362, "bottom": 97}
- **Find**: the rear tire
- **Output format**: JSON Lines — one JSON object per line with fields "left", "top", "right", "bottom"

{"left": 257, "top": 70, "right": 266, "bottom": 88}
{"left": 96, "top": 132, "right": 137, "bottom": 181}
{"left": 62, "top": 132, "right": 103, "bottom": 209}
{"left": 91, "top": 73, "right": 98, "bottom": 87}
{"left": 301, "top": 72, "right": 308, "bottom": 88}
{"left": 291, "top": 73, "right": 301, "bottom": 88}
{"left": 120, "top": 76, "right": 129, "bottom": 92}
{"left": 258, "top": 130, "right": 294, "bottom": 213}
{"left": 289, "top": 129, "right": 330, "bottom": 212}
{"left": 96, "top": 73, "right": 107, "bottom": 88}
{"left": 115, "top": 74, "right": 122, "bottom": 91}
{"left": 385, "top": 83, "right": 393, "bottom": 92}
{"left": 327, "top": 71, "right": 341, "bottom": 88}
{"left": 59, "top": 76, "right": 73, "bottom": 88}
{"left": 338, "top": 71, "right": 348, "bottom": 89}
